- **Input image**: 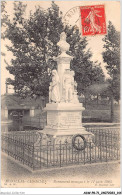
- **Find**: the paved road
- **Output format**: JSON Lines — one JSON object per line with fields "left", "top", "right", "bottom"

{"left": 1, "top": 153, "right": 120, "bottom": 188}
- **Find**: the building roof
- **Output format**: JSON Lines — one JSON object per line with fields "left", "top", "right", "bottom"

{"left": 1, "top": 94, "right": 46, "bottom": 110}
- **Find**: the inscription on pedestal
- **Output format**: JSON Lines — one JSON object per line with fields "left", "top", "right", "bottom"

{"left": 47, "top": 111, "right": 59, "bottom": 125}
{"left": 47, "top": 111, "right": 81, "bottom": 126}
{"left": 59, "top": 112, "right": 81, "bottom": 126}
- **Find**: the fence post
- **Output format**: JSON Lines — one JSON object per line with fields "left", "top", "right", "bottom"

{"left": 84, "top": 145, "right": 86, "bottom": 164}
{"left": 105, "top": 134, "right": 107, "bottom": 162}
{"left": 23, "top": 142, "right": 24, "bottom": 165}
{"left": 108, "top": 130, "right": 110, "bottom": 158}
{"left": 8, "top": 136, "right": 9, "bottom": 156}
{"left": 114, "top": 132, "right": 116, "bottom": 158}
{"left": 111, "top": 131, "right": 113, "bottom": 157}
{"left": 47, "top": 141, "right": 48, "bottom": 168}
{"left": 72, "top": 141, "right": 73, "bottom": 164}
{"left": 14, "top": 139, "right": 16, "bottom": 160}
{"left": 53, "top": 141, "right": 55, "bottom": 166}
{"left": 32, "top": 143, "right": 34, "bottom": 171}
{"left": 90, "top": 142, "right": 91, "bottom": 164}
{"left": 40, "top": 140, "right": 41, "bottom": 169}
{"left": 66, "top": 140, "right": 68, "bottom": 165}
{"left": 95, "top": 142, "right": 96, "bottom": 163}
{"left": 59, "top": 141, "right": 62, "bottom": 167}
{"left": 117, "top": 133, "right": 119, "bottom": 160}
{"left": 100, "top": 133, "right": 102, "bottom": 162}
{"left": 18, "top": 138, "right": 21, "bottom": 161}
{"left": 78, "top": 139, "right": 79, "bottom": 164}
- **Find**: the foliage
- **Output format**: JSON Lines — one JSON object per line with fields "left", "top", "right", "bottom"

{"left": 102, "top": 21, "right": 120, "bottom": 101}
{"left": 3, "top": 1, "right": 105, "bottom": 98}
{"left": 65, "top": 27, "right": 105, "bottom": 95}
{"left": 3, "top": 2, "right": 63, "bottom": 98}
{"left": 1, "top": 1, "right": 9, "bottom": 28}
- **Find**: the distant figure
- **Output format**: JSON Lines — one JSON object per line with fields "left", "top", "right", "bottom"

{"left": 50, "top": 70, "right": 60, "bottom": 103}
{"left": 85, "top": 7, "right": 102, "bottom": 34}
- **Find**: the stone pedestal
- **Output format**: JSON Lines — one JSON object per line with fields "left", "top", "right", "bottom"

{"left": 34, "top": 102, "right": 94, "bottom": 148}
{"left": 42, "top": 102, "right": 90, "bottom": 136}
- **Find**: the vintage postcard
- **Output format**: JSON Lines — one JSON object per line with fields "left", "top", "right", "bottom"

{"left": 1, "top": 0, "right": 121, "bottom": 192}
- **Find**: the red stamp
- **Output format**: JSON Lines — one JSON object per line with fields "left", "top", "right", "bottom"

{"left": 80, "top": 5, "right": 106, "bottom": 36}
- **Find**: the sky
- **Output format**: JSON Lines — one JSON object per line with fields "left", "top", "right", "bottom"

{"left": 1, "top": 1, "right": 121, "bottom": 94}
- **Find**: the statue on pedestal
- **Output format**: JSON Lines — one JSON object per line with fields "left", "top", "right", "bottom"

{"left": 49, "top": 70, "right": 60, "bottom": 103}
{"left": 49, "top": 32, "right": 80, "bottom": 104}
{"left": 57, "top": 32, "right": 70, "bottom": 53}
{"left": 38, "top": 31, "right": 93, "bottom": 153}
{"left": 63, "top": 69, "right": 74, "bottom": 102}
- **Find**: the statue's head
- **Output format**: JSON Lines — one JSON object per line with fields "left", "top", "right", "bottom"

{"left": 52, "top": 69, "right": 57, "bottom": 76}
{"left": 52, "top": 69, "right": 59, "bottom": 82}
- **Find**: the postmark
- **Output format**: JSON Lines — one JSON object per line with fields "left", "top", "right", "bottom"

{"left": 80, "top": 5, "right": 107, "bottom": 36}
{"left": 63, "top": 6, "right": 80, "bottom": 30}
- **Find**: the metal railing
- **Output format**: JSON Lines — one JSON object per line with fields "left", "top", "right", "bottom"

{"left": 1, "top": 128, "right": 120, "bottom": 171}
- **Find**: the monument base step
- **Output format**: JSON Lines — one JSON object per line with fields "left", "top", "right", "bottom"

{"left": 44, "top": 102, "right": 85, "bottom": 111}
{"left": 41, "top": 126, "right": 92, "bottom": 136}
{"left": 34, "top": 128, "right": 94, "bottom": 147}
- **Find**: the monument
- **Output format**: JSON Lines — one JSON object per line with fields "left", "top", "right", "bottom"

{"left": 36, "top": 32, "right": 93, "bottom": 148}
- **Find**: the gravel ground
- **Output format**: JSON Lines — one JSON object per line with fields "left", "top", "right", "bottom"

{"left": 1, "top": 153, "right": 120, "bottom": 188}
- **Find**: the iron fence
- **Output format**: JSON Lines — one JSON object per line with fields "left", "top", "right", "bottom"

{"left": 1, "top": 128, "right": 120, "bottom": 171}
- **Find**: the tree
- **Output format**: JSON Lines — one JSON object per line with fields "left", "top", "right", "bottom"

{"left": 1, "top": 1, "right": 9, "bottom": 56}
{"left": 3, "top": 1, "right": 104, "bottom": 99}
{"left": 102, "top": 21, "right": 120, "bottom": 122}
{"left": 3, "top": 1, "right": 63, "bottom": 98}
{"left": 90, "top": 61, "right": 105, "bottom": 85}
{"left": 102, "top": 21, "right": 120, "bottom": 101}
{"left": 1, "top": 1, "right": 8, "bottom": 28}
{"left": 65, "top": 27, "right": 105, "bottom": 95}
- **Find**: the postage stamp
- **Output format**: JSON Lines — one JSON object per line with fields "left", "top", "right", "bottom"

{"left": 80, "top": 5, "right": 107, "bottom": 36}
